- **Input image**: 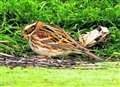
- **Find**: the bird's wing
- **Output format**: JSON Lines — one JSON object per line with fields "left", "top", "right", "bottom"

{"left": 32, "top": 22, "right": 79, "bottom": 51}
{"left": 31, "top": 29, "right": 76, "bottom": 51}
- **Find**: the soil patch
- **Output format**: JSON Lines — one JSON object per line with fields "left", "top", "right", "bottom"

{"left": 0, "top": 55, "right": 89, "bottom": 68}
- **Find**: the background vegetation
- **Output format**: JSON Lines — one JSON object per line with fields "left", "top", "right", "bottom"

{"left": 0, "top": 0, "right": 120, "bottom": 58}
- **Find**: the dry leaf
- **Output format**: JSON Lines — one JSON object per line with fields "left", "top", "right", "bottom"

{"left": 79, "top": 26, "right": 109, "bottom": 47}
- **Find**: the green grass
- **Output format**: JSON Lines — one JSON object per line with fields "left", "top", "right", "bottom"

{"left": 0, "top": 62, "right": 120, "bottom": 87}
{"left": 0, "top": 0, "right": 120, "bottom": 58}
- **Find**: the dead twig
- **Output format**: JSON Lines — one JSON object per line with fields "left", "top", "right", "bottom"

{"left": 0, "top": 41, "right": 8, "bottom": 44}
{"left": 0, "top": 53, "right": 14, "bottom": 57}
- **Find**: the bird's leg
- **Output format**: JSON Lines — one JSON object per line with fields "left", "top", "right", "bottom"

{"left": 35, "top": 55, "right": 49, "bottom": 60}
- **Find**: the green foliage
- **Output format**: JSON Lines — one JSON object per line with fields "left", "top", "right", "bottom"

{"left": 0, "top": 0, "right": 120, "bottom": 57}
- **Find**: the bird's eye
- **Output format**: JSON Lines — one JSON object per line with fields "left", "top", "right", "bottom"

{"left": 24, "top": 25, "right": 35, "bottom": 35}
{"left": 25, "top": 30, "right": 27, "bottom": 32}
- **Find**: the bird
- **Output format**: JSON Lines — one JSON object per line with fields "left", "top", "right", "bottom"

{"left": 22, "top": 21, "right": 82, "bottom": 58}
{"left": 22, "top": 21, "right": 102, "bottom": 61}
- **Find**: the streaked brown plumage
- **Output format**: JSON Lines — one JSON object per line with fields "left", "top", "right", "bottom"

{"left": 23, "top": 21, "right": 102, "bottom": 60}
{"left": 23, "top": 21, "right": 82, "bottom": 57}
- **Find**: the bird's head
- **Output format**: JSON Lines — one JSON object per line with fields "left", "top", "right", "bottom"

{"left": 22, "top": 22, "right": 36, "bottom": 40}
{"left": 23, "top": 21, "right": 43, "bottom": 39}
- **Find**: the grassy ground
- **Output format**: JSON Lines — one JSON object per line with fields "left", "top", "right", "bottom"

{"left": 0, "top": 62, "right": 120, "bottom": 87}
{"left": 0, "top": 0, "right": 120, "bottom": 58}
